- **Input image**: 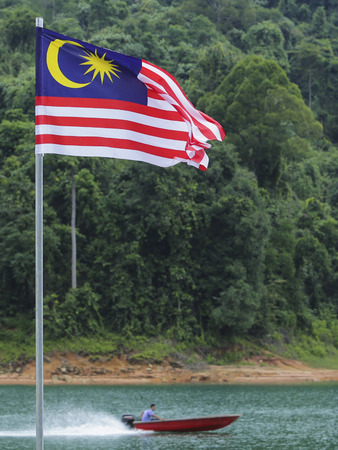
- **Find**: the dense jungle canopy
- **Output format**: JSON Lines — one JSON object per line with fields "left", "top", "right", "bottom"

{"left": 0, "top": 0, "right": 337, "bottom": 355}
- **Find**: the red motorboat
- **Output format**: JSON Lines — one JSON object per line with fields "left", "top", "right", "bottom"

{"left": 131, "top": 414, "right": 241, "bottom": 432}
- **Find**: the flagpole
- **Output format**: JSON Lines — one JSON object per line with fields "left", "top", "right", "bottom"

{"left": 35, "top": 16, "right": 44, "bottom": 450}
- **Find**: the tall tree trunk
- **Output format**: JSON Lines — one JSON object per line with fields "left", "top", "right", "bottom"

{"left": 71, "top": 167, "right": 77, "bottom": 289}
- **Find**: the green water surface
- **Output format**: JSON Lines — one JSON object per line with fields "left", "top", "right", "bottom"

{"left": 0, "top": 383, "right": 337, "bottom": 449}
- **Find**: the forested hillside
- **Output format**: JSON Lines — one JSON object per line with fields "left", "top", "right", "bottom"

{"left": 0, "top": 0, "right": 337, "bottom": 360}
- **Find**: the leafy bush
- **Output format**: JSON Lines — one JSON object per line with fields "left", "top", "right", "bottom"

{"left": 44, "top": 283, "right": 103, "bottom": 339}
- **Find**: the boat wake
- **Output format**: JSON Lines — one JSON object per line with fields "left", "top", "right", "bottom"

{"left": 0, "top": 410, "right": 135, "bottom": 437}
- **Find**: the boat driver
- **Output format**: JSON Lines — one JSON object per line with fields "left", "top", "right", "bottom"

{"left": 141, "top": 404, "right": 164, "bottom": 421}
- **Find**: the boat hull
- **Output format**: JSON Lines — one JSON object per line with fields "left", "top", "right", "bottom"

{"left": 133, "top": 414, "right": 240, "bottom": 432}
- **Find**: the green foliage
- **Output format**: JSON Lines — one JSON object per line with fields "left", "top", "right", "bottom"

{"left": 198, "top": 166, "right": 269, "bottom": 335}
{"left": 44, "top": 283, "right": 103, "bottom": 339}
{"left": 128, "top": 341, "right": 172, "bottom": 364}
{"left": 184, "top": 40, "right": 242, "bottom": 104}
{"left": 0, "top": 155, "right": 35, "bottom": 311}
{"left": 3, "top": 7, "right": 36, "bottom": 51}
{"left": 0, "top": 314, "right": 35, "bottom": 363}
{"left": 264, "top": 305, "right": 338, "bottom": 365}
{"left": 0, "top": 0, "right": 337, "bottom": 361}
{"left": 0, "top": 120, "right": 34, "bottom": 161}
{"left": 289, "top": 39, "right": 337, "bottom": 141}
{"left": 312, "top": 6, "right": 328, "bottom": 38}
{"left": 199, "top": 55, "right": 322, "bottom": 187}
{"left": 0, "top": 69, "right": 35, "bottom": 116}
{"left": 244, "top": 21, "right": 289, "bottom": 70}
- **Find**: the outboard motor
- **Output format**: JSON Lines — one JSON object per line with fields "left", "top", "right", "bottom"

{"left": 122, "top": 414, "right": 135, "bottom": 428}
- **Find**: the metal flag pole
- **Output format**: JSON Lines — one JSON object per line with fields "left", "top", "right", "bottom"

{"left": 35, "top": 16, "right": 44, "bottom": 450}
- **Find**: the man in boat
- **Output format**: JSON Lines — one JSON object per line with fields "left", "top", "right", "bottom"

{"left": 140, "top": 404, "right": 164, "bottom": 421}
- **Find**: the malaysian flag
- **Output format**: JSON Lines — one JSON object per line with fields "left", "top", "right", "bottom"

{"left": 35, "top": 27, "right": 225, "bottom": 170}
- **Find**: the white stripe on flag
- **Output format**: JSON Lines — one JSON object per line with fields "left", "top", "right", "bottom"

{"left": 35, "top": 124, "right": 188, "bottom": 151}
{"left": 35, "top": 143, "right": 190, "bottom": 167}
{"left": 35, "top": 105, "right": 188, "bottom": 132}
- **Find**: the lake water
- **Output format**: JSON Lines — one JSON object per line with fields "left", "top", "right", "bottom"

{"left": 0, "top": 383, "right": 337, "bottom": 449}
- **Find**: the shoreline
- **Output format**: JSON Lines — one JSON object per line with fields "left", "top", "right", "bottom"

{"left": 1, "top": 352, "right": 338, "bottom": 385}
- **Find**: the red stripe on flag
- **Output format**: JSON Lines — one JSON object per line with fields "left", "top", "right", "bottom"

{"left": 36, "top": 115, "right": 188, "bottom": 141}
{"left": 35, "top": 96, "right": 183, "bottom": 122}
{"left": 35, "top": 134, "right": 189, "bottom": 160}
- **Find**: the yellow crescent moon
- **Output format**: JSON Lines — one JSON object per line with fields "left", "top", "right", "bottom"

{"left": 46, "top": 39, "right": 90, "bottom": 89}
